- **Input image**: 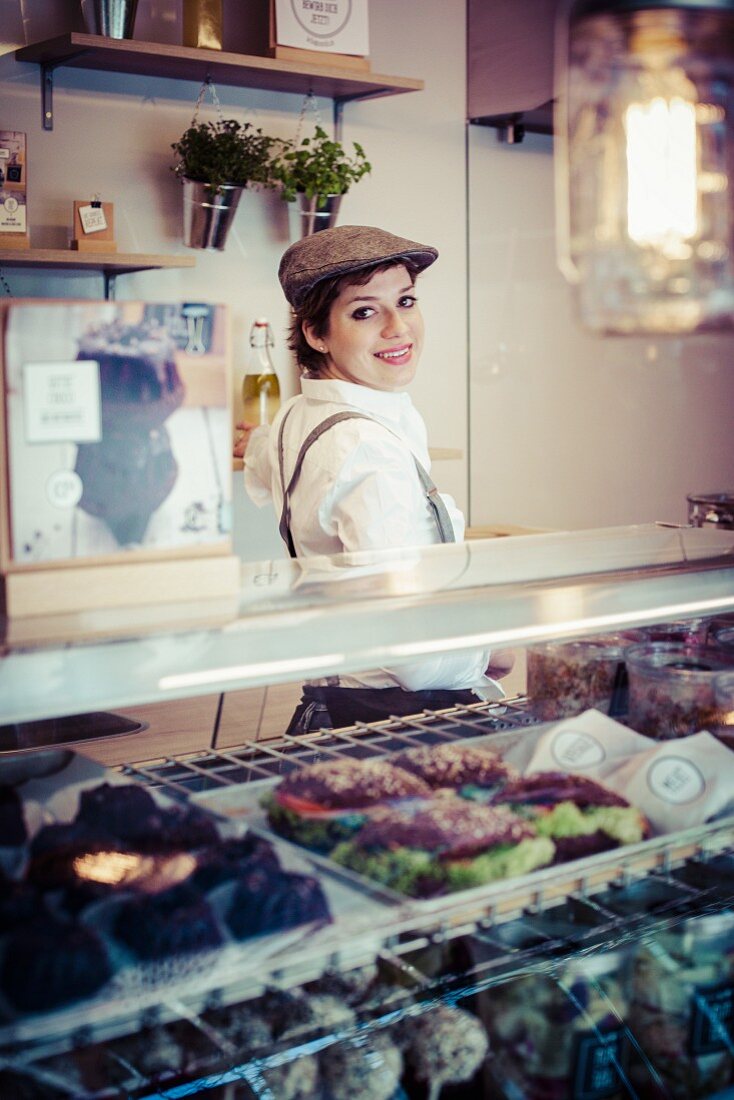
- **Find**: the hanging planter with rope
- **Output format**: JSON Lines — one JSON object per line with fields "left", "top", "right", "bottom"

{"left": 171, "top": 78, "right": 279, "bottom": 251}
{"left": 272, "top": 95, "right": 372, "bottom": 239}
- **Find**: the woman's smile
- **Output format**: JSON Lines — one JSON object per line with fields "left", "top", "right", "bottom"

{"left": 304, "top": 264, "right": 425, "bottom": 392}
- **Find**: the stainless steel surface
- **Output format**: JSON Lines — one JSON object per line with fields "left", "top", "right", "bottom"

{"left": 81, "top": 0, "right": 139, "bottom": 38}
{"left": 182, "top": 179, "right": 243, "bottom": 250}
{"left": 288, "top": 192, "right": 343, "bottom": 237}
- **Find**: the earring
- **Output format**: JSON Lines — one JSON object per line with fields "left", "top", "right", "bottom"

{"left": 319, "top": 345, "right": 326, "bottom": 352}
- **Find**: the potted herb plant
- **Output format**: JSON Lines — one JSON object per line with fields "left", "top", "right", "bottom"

{"left": 271, "top": 125, "right": 371, "bottom": 237}
{"left": 171, "top": 118, "right": 279, "bottom": 250}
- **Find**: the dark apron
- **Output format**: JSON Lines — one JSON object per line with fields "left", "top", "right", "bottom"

{"left": 277, "top": 409, "right": 479, "bottom": 734}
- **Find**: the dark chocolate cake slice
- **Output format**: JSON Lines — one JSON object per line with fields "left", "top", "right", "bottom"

{"left": 225, "top": 866, "right": 330, "bottom": 939}
{"left": 1, "top": 914, "right": 112, "bottom": 1012}
{"left": 113, "top": 884, "right": 223, "bottom": 960}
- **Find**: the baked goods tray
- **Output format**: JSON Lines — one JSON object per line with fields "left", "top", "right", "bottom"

{"left": 0, "top": 750, "right": 391, "bottom": 1057}
{"left": 185, "top": 717, "right": 734, "bottom": 949}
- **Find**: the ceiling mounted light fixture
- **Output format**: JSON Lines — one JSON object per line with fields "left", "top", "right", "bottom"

{"left": 555, "top": 0, "right": 734, "bottom": 335}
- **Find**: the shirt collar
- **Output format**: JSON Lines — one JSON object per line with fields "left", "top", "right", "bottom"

{"left": 301, "top": 376, "right": 412, "bottom": 419}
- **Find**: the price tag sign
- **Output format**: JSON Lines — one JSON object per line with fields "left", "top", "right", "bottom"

{"left": 22, "top": 360, "right": 102, "bottom": 444}
{"left": 78, "top": 204, "right": 108, "bottom": 235}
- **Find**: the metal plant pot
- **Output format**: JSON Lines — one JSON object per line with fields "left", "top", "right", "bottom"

{"left": 182, "top": 178, "right": 243, "bottom": 251}
{"left": 288, "top": 192, "right": 343, "bottom": 239}
{"left": 82, "top": 0, "right": 139, "bottom": 38}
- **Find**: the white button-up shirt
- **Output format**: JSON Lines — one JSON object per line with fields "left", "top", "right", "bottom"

{"left": 245, "top": 377, "right": 501, "bottom": 697}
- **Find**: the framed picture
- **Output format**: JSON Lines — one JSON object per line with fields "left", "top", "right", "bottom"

{"left": 0, "top": 300, "right": 233, "bottom": 570}
{"left": 272, "top": 0, "right": 369, "bottom": 58}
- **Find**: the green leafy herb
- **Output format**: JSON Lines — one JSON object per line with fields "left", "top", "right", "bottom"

{"left": 171, "top": 119, "right": 280, "bottom": 194}
{"left": 272, "top": 125, "right": 371, "bottom": 207}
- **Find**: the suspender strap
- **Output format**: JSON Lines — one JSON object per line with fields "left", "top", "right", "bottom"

{"left": 277, "top": 409, "right": 456, "bottom": 558}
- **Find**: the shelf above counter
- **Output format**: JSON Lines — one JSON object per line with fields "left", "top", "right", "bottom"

{"left": 0, "top": 249, "right": 196, "bottom": 274}
{"left": 15, "top": 33, "right": 424, "bottom": 130}
{"left": 0, "top": 249, "right": 196, "bottom": 297}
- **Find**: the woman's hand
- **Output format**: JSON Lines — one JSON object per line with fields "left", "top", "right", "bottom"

{"left": 485, "top": 649, "right": 516, "bottom": 679}
{"left": 233, "top": 421, "right": 256, "bottom": 460}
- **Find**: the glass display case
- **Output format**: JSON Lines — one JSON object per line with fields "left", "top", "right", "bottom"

{"left": 1, "top": 523, "right": 733, "bottom": 1098}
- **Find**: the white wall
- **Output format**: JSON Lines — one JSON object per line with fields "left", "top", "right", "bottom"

{"left": 468, "top": 127, "right": 734, "bottom": 530}
{"left": 0, "top": 0, "right": 469, "bottom": 563}
{"left": 3, "top": 0, "right": 732, "bottom": 549}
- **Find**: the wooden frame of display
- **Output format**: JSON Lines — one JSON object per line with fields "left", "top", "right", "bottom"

{"left": 0, "top": 300, "right": 239, "bottom": 618}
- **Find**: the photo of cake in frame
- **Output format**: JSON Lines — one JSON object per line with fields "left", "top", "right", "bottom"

{"left": 1, "top": 300, "right": 232, "bottom": 565}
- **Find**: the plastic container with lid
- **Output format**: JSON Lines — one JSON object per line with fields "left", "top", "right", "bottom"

{"left": 526, "top": 634, "right": 640, "bottom": 721}
{"left": 625, "top": 643, "right": 734, "bottom": 740}
{"left": 484, "top": 948, "right": 630, "bottom": 1100}
{"left": 628, "top": 909, "right": 734, "bottom": 1098}
{"left": 713, "top": 671, "right": 734, "bottom": 752}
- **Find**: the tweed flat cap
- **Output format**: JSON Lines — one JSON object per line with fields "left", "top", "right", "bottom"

{"left": 278, "top": 224, "right": 439, "bottom": 308}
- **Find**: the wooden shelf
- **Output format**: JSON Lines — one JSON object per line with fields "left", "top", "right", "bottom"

{"left": 0, "top": 248, "right": 196, "bottom": 275}
{"left": 16, "top": 33, "right": 424, "bottom": 103}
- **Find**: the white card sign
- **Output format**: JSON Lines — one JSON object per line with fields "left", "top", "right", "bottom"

{"left": 23, "top": 360, "right": 102, "bottom": 444}
{"left": 79, "top": 204, "right": 108, "bottom": 235}
{"left": 274, "top": 0, "right": 369, "bottom": 55}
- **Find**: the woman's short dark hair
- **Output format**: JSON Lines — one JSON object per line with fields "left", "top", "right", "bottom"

{"left": 287, "top": 257, "right": 422, "bottom": 375}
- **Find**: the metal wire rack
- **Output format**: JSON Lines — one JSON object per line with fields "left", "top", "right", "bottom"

{"left": 120, "top": 697, "right": 540, "bottom": 798}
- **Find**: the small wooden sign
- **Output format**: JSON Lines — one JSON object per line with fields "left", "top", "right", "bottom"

{"left": 71, "top": 200, "right": 116, "bottom": 253}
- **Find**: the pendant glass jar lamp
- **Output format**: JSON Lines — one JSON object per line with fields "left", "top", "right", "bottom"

{"left": 555, "top": 0, "right": 734, "bottom": 335}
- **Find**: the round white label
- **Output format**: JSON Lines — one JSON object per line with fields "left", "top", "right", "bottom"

{"left": 290, "top": 0, "right": 352, "bottom": 38}
{"left": 4, "top": 195, "right": 18, "bottom": 214}
{"left": 551, "top": 730, "right": 606, "bottom": 770}
{"left": 46, "top": 469, "right": 83, "bottom": 508}
{"left": 647, "top": 756, "right": 705, "bottom": 804}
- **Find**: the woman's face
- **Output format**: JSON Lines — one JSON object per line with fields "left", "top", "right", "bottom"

{"left": 304, "top": 264, "right": 424, "bottom": 392}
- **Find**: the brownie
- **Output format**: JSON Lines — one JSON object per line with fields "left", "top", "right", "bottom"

{"left": 75, "top": 782, "right": 165, "bottom": 840}
{"left": 353, "top": 800, "right": 536, "bottom": 859}
{"left": 1, "top": 915, "right": 112, "bottom": 1013}
{"left": 225, "top": 867, "right": 330, "bottom": 939}
{"left": 277, "top": 758, "right": 432, "bottom": 810}
{"left": 391, "top": 742, "right": 516, "bottom": 789}
{"left": 27, "top": 821, "right": 124, "bottom": 891}
{"left": 0, "top": 785, "right": 26, "bottom": 846}
{"left": 491, "top": 772, "right": 630, "bottom": 809}
{"left": 113, "top": 884, "right": 223, "bottom": 960}
{"left": 74, "top": 784, "right": 219, "bottom": 852}
{"left": 192, "top": 834, "right": 279, "bottom": 893}
{"left": 0, "top": 878, "right": 44, "bottom": 935}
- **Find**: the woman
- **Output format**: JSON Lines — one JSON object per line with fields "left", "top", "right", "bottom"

{"left": 240, "top": 225, "right": 513, "bottom": 732}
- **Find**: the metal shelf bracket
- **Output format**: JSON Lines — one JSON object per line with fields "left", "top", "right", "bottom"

{"left": 41, "top": 63, "right": 55, "bottom": 131}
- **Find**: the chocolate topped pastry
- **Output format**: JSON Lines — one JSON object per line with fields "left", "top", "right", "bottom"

{"left": 391, "top": 742, "right": 517, "bottom": 790}
{"left": 491, "top": 772, "right": 630, "bottom": 809}
{"left": 225, "top": 866, "right": 330, "bottom": 939}
{"left": 27, "top": 821, "right": 126, "bottom": 891}
{"left": 113, "top": 884, "right": 223, "bottom": 961}
{"left": 1, "top": 914, "right": 112, "bottom": 1012}
{"left": 353, "top": 801, "right": 536, "bottom": 860}
{"left": 75, "top": 782, "right": 164, "bottom": 836}
{"left": 277, "top": 758, "right": 432, "bottom": 809}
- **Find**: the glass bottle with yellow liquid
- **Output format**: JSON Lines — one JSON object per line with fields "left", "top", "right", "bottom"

{"left": 242, "top": 318, "right": 280, "bottom": 426}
